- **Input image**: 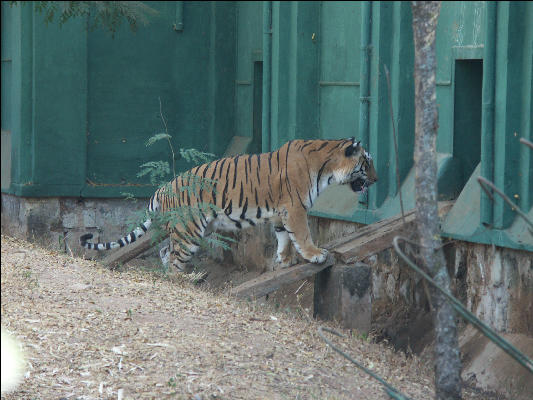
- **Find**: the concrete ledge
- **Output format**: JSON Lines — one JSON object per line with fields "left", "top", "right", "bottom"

{"left": 1, "top": 193, "right": 149, "bottom": 256}
{"left": 313, "top": 263, "right": 372, "bottom": 334}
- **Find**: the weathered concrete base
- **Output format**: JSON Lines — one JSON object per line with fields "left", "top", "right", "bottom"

{"left": 450, "top": 242, "right": 533, "bottom": 335}
{"left": 313, "top": 263, "right": 372, "bottom": 333}
{"left": 1, "top": 194, "right": 151, "bottom": 257}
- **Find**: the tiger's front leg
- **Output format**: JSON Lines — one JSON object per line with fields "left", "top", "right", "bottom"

{"left": 280, "top": 208, "right": 328, "bottom": 264}
{"left": 273, "top": 225, "right": 299, "bottom": 269}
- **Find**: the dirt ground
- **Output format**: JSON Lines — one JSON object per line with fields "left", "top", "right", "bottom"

{"left": 1, "top": 235, "right": 496, "bottom": 400}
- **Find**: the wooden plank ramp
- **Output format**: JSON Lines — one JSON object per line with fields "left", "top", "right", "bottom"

{"left": 101, "top": 231, "right": 169, "bottom": 269}
{"left": 231, "top": 254, "right": 336, "bottom": 299}
{"left": 231, "top": 201, "right": 454, "bottom": 299}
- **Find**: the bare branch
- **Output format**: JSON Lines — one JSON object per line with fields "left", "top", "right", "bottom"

{"left": 411, "top": 2, "right": 462, "bottom": 398}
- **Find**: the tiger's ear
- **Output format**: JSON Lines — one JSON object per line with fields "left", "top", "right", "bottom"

{"left": 345, "top": 140, "right": 361, "bottom": 157}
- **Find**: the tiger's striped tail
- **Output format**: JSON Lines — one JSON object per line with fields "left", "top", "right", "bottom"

{"left": 79, "top": 196, "right": 159, "bottom": 251}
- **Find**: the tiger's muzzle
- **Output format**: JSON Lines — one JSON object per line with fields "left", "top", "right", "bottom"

{"left": 348, "top": 175, "right": 377, "bottom": 194}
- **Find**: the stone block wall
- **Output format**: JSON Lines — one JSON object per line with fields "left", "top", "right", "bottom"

{"left": 1, "top": 194, "right": 149, "bottom": 256}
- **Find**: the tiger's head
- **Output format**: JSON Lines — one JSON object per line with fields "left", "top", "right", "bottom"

{"left": 330, "top": 138, "right": 378, "bottom": 194}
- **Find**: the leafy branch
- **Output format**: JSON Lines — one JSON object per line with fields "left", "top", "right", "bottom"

{"left": 126, "top": 99, "right": 231, "bottom": 272}
{"left": 9, "top": 1, "right": 158, "bottom": 37}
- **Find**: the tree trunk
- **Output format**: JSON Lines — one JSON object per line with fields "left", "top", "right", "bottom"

{"left": 411, "top": 2, "right": 462, "bottom": 399}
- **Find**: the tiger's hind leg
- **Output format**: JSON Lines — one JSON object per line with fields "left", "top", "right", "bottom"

{"left": 168, "top": 223, "right": 206, "bottom": 272}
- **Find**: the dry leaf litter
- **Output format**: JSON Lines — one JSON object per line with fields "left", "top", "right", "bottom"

{"left": 1, "top": 235, "right": 490, "bottom": 399}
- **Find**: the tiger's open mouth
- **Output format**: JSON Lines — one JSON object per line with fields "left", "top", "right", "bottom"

{"left": 349, "top": 177, "right": 369, "bottom": 193}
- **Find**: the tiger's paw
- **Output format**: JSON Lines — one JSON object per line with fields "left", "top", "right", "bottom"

{"left": 159, "top": 245, "right": 170, "bottom": 267}
{"left": 305, "top": 248, "right": 328, "bottom": 264}
{"left": 275, "top": 254, "right": 299, "bottom": 270}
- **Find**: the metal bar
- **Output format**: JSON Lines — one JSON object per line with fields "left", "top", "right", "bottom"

{"left": 477, "top": 176, "right": 533, "bottom": 231}
{"left": 520, "top": 138, "right": 533, "bottom": 150}
{"left": 356, "top": 1, "right": 372, "bottom": 209}
{"left": 358, "top": 1, "right": 372, "bottom": 148}
{"left": 384, "top": 65, "right": 405, "bottom": 223}
{"left": 173, "top": 1, "right": 184, "bottom": 31}
{"left": 480, "top": 2, "right": 497, "bottom": 226}
{"left": 262, "top": 1, "right": 272, "bottom": 152}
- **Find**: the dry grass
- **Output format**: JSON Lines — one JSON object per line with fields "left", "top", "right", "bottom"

{"left": 1, "top": 235, "right": 489, "bottom": 399}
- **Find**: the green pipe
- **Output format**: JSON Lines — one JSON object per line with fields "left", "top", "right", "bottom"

{"left": 174, "top": 1, "right": 183, "bottom": 31}
{"left": 262, "top": 1, "right": 272, "bottom": 152}
{"left": 480, "top": 2, "right": 497, "bottom": 226}
{"left": 358, "top": 1, "right": 372, "bottom": 148}
{"left": 356, "top": 1, "right": 372, "bottom": 209}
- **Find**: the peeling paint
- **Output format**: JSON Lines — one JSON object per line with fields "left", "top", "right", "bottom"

{"left": 472, "top": 2, "right": 483, "bottom": 45}
{"left": 454, "top": 2, "right": 466, "bottom": 45}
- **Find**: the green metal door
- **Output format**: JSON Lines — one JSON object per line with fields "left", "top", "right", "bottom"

{"left": 318, "top": 2, "right": 361, "bottom": 140}
{"left": 234, "top": 2, "right": 264, "bottom": 155}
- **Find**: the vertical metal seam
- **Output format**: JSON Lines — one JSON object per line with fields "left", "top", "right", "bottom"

{"left": 389, "top": 1, "right": 401, "bottom": 198}
{"left": 480, "top": 1, "right": 497, "bottom": 226}
{"left": 288, "top": 1, "right": 297, "bottom": 140}
{"left": 357, "top": 1, "right": 372, "bottom": 214}
{"left": 208, "top": 2, "right": 216, "bottom": 154}
{"left": 262, "top": 1, "right": 272, "bottom": 152}
{"left": 316, "top": 1, "right": 322, "bottom": 138}
{"left": 174, "top": 1, "right": 184, "bottom": 32}
{"left": 358, "top": 1, "right": 372, "bottom": 149}
{"left": 82, "top": 12, "right": 89, "bottom": 196}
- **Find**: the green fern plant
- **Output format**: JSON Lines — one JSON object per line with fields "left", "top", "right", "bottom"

{"left": 123, "top": 99, "right": 234, "bottom": 271}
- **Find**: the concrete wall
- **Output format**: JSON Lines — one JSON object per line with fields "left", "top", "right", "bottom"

{"left": 452, "top": 242, "right": 533, "bottom": 334}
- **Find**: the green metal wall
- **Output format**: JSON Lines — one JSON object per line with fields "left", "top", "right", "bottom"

{"left": 1, "top": 1, "right": 237, "bottom": 198}
{"left": 259, "top": 1, "right": 532, "bottom": 250}
{"left": 2, "top": 1, "right": 531, "bottom": 250}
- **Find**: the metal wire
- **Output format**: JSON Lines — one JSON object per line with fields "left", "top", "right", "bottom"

{"left": 393, "top": 236, "right": 533, "bottom": 374}
{"left": 477, "top": 176, "right": 533, "bottom": 232}
{"left": 318, "top": 326, "right": 412, "bottom": 400}
{"left": 520, "top": 138, "right": 533, "bottom": 150}
{"left": 478, "top": 137, "right": 533, "bottom": 233}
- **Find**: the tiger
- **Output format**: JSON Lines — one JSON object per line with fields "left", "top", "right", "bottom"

{"left": 80, "top": 138, "right": 378, "bottom": 272}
